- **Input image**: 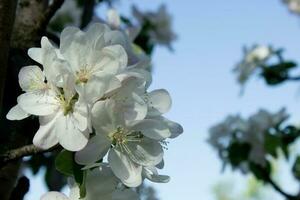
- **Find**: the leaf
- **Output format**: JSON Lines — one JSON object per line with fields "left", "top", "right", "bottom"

{"left": 55, "top": 150, "right": 74, "bottom": 176}
{"left": 227, "top": 142, "right": 251, "bottom": 167}
{"left": 292, "top": 156, "right": 300, "bottom": 181}
{"left": 261, "top": 61, "right": 297, "bottom": 85}
{"left": 55, "top": 150, "right": 87, "bottom": 198}
{"left": 264, "top": 132, "right": 281, "bottom": 158}
{"left": 249, "top": 161, "right": 271, "bottom": 182}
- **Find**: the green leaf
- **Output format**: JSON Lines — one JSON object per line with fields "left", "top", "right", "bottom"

{"left": 249, "top": 161, "right": 271, "bottom": 182}
{"left": 292, "top": 156, "right": 300, "bottom": 181}
{"left": 55, "top": 150, "right": 74, "bottom": 176}
{"left": 227, "top": 142, "right": 251, "bottom": 167}
{"left": 55, "top": 150, "right": 87, "bottom": 198}
{"left": 261, "top": 61, "right": 297, "bottom": 85}
{"left": 264, "top": 132, "right": 281, "bottom": 158}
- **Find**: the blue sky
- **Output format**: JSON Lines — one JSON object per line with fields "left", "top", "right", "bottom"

{"left": 26, "top": 0, "right": 300, "bottom": 199}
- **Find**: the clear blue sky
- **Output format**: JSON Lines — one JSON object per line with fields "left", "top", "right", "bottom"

{"left": 26, "top": 0, "right": 300, "bottom": 199}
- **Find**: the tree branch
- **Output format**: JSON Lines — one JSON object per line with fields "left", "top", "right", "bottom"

{"left": 0, "top": 144, "right": 57, "bottom": 163}
{"left": 0, "top": 0, "right": 18, "bottom": 113}
{"left": 37, "top": 0, "right": 65, "bottom": 31}
{"left": 266, "top": 176, "right": 297, "bottom": 200}
{"left": 80, "top": 0, "right": 95, "bottom": 29}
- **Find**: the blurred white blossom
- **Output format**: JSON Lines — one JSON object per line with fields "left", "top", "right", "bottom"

{"left": 132, "top": 5, "right": 177, "bottom": 49}
{"left": 41, "top": 166, "right": 139, "bottom": 200}
{"left": 234, "top": 45, "right": 273, "bottom": 85}
{"left": 208, "top": 108, "right": 288, "bottom": 167}
{"left": 283, "top": 0, "right": 300, "bottom": 14}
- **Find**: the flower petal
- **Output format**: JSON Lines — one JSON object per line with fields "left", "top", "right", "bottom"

{"left": 17, "top": 91, "right": 58, "bottom": 116}
{"left": 72, "top": 102, "right": 88, "bottom": 131}
{"left": 6, "top": 104, "right": 29, "bottom": 120}
{"left": 18, "top": 65, "right": 45, "bottom": 92}
{"left": 33, "top": 114, "right": 59, "bottom": 149}
{"left": 75, "top": 133, "right": 111, "bottom": 165}
{"left": 143, "top": 166, "right": 170, "bottom": 183}
{"left": 129, "top": 119, "right": 171, "bottom": 140}
{"left": 147, "top": 89, "right": 172, "bottom": 116}
{"left": 108, "top": 149, "right": 142, "bottom": 187}
{"left": 126, "top": 138, "right": 164, "bottom": 167}
{"left": 55, "top": 114, "right": 89, "bottom": 151}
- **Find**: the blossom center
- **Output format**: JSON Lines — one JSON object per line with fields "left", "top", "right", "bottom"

{"left": 58, "top": 93, "right": 78, "bottom": 115}
{"left": 76, "top": 68, "right": 90, "bottom": 84}
{"left": 109, "top": 127, "right": 144, "bottom": 147}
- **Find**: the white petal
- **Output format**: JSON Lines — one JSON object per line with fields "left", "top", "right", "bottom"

{"left": 86, "top": 23, "right": 109, "bottom": 49}
{"left": 72, "top": 102, "right": 88, "bottom": 131}
{"left": 126, "top": 138, "right": 164, "bottom": 167}
{"left": 55, "top": 114, "right": 89, "bottom": 151}
{"left": 17, "top": 91, "right": 58, "bottom": 116}
{"left": 129, "top": 119, "right": 171, "bottom": 140}
{"left": 60, "top": 26, "right": 81, "bottom": 53}
{"left": 28, "top": 48, "right": 42, "bottom": 64}
{"left": 147, "top": 89, "right": 172, "bottom": 116}
{"left": 40, "top": 191, "right": 69, "bottom": 200}
{"left": 75, "top": 134, "right": 111, "bottom": 165}
{"left": 18, "top": 65, "right": 45, "bottom": 92}
{"left": 76, "top": 74, "right": 120, "bottom": 104}
{"left": 6, "top": 104, "right": 29, "bottom": 120}
{"left": 91, "top": 100, "right": 123, "bottom": 134}
{"left": 107, "top": 9, "right": 121, "bottom": 28}
{"left": 33, "top": 114, "right": 59, "bottom": 149}
{"left": 93, "top": 45, "right": 128, "bottom": 75}
{"left": 143, "top": 166, "right": 170, "bottom": 183}
{"left": 108, "top": 149, "right": 142, "bottom": 187}
{"left": 151, "top": 116, "right": 183, "bottom": 139}
{"left": 60, "top": 32, "right": 88, "bottom": 72}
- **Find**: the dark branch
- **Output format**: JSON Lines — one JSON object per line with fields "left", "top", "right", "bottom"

{"left": 260, "top": 167, "right": 298, "bottom": 200}
{"left": 38, "top": 0, "right": 65, "bottom": 31}
{"left": 80, "top": 0, "right": 96, "bottom": 29}
{"left": 287, "top": 76, "right": 300, "bottom": 81}
{"left": 0, "top": 0, "right": 18, "bottom": 113}
{"left": 0, "top": 144, "right": 57, "bottom": 163}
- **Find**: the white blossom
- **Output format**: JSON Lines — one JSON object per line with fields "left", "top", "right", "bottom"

{"left": 208, "top": 108, "right": 288, "bottom": 167}
{"left": 132, "top": 5, "right": 177, "bottom": 49}
{"left": 234, "top": 45, "right": 273, "bottom": 85}
{"left": 75, "top": 99, "right": 171, "bottom": 187}
{"left": 41, "top": 166, "right": 139, "bottom": 200}
{"left": 283, "top": 0, "right": 300, "bottom": 14}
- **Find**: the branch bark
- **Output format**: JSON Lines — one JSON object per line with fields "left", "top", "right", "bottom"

{"left": 0, "top": 0, "right": 18, "bottom": 113}
{"left": 80, "top": 0, "right": 95, "bottom": 29}
{"left": 0, "top": 144, "right": 57, "bottom": 163}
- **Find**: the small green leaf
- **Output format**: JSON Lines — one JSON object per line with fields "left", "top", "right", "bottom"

{"left": 55, "top": 150, "right": 87, "bottom": 198}
{"left": 292, "top": 156, "right": 300, "bottom": 181}
{"left": 264, "top": 132, "right": 281, "bottom": 158}
{"left": 55, "top": 150, "right": 74, "bottom": 176}
{"left": 227, "top": 141, "right": 251, "bottom": 167}
{"left": 249, "top": 161, "right": 271, "bottom": 182}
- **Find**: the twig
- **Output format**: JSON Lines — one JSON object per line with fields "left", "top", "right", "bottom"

{"left": 38, "top": 0, "right": 65, "bottom": 31}
{"left": 287, "top": 76, "right": 300, "bottom": 81}
{"left": 80, "top": 0, "right": 96, "bottom": 29}
{"left": 0, "top": 144, "right": 56, "bottom": 163}
{"left": 266, "top": 176, "right": 297, "bottom": 200}
{"left": 260, "top": 167, "right": 298, "bottom": 200}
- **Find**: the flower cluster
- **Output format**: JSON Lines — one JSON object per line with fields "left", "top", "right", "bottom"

{"left": 208, "top": 108, "right": 288, "bottom": 170}
{"left": 132, "top": 5, "right": 177, "bottom": 49}
{"left": 7, "top": 23, "right": 183, "bottom": 199}
{"left": 234, "top": 45, "right": 273, "bottom": 85}
{"left": 283, "top": 0, "right": 300, "bottom": 15}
